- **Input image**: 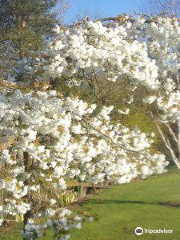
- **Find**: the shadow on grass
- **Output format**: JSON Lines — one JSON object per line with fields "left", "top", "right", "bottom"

{"left": 84, "top": 199, "right": 180, "bottom": 208}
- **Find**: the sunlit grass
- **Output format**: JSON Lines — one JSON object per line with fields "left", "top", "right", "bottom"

{"left": 1, "top": 167, "right": 180, "bottom": 240}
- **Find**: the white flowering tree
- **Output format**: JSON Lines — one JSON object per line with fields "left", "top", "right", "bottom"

{"left": 16, "top": 16, "right": 159, "bottom": 90}
{"left": 2, "top": 14, "right": 179, "bottom": 240}
{"left": 125, "top": 15, "right": 180, "bottom": 169}
{"left": 16, "top": 15, "right": 180, "bottom": 169}
{"left": 148, "top": 17, "right": 180, "bottom": 169}
{"left": 0, "top": 87, "right": 168, "bottom": 239}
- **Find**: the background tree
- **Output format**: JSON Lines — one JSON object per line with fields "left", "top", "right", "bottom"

{"left": 0, "top": 0, "right": 69, "bottom": 79}
{"left": 140, "top": 0, "right": 180, "bottom": 16}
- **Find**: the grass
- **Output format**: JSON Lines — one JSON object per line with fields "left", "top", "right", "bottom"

{"left": 1, "top": 167, "right": 180, "bottom": 240}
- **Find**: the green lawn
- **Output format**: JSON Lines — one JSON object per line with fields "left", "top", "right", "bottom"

{"left": 1, "top": 167, "right": 180, "bottom": 240}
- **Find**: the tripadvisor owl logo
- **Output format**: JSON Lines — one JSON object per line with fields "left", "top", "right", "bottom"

{"left": 135, "top": 227, "right": 143, "bottom": 235}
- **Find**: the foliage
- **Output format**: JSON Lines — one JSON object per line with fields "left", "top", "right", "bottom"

{"left": 0, "top": 0, "right": 59, "bottom": 78}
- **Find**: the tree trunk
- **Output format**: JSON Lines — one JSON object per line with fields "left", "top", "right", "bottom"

{"left": 155, "top": 120, "right": 180, "bottom": 169}
{"left": 178, "top": 120, "right": 180, "bottom": 164}
{"left": 23, "top": 151, "right": 33, "bottom": 240}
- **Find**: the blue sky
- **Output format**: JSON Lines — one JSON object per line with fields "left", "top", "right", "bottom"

{"left": 64, "top": 0, "right": 145, "bottom": 23}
